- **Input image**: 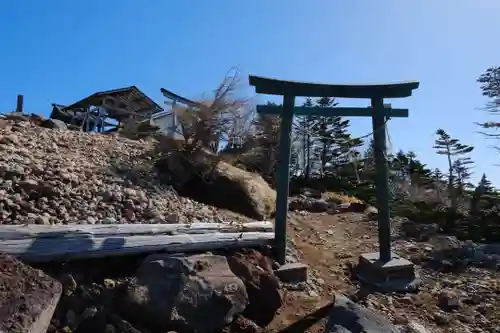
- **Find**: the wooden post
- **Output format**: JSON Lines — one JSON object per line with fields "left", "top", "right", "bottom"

{"left": 16, "top": 95, "right": 23, "bottom": 113}
{"left": 371, "top": 97, "right": 392, "bottom": 262}
{"left": 275, "top": 94, "right": 295, "bottom": 264}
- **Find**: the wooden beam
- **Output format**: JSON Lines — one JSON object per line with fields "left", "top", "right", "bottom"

{"left": 256, "top": 105, "right": 409, "bottom": 118}
{"left": 0, "top": 221, "right": 273, "bottom": 240}
{"left": 249, "top": 75, "right": 420, "bottom": 98}
{"left": 0, "top": 232, "right": 275, "bottom": 263}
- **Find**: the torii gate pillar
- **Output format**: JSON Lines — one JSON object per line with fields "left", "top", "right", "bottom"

{"left": 250, "top": 75, "right": 421, "bottom": 292}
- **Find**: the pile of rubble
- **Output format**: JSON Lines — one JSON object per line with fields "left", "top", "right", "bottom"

{"left": 0, "top": 115, "right": 248, "bottom": 225}
{"left": 1, "top": 248, "right": 293, "bottom": 333}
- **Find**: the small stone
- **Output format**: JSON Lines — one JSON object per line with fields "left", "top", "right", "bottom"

{"left": 456, "top": 313, "right": 475, "bottom": 323}
{"left": 438, "top": 290, "right": 461, "bottom": 310}
{"left": 123, "top": 188, "right": 137, "bottom": 197}
{"left": 17, "top": 179, "right": 39, "bottom": 192}
{"left": 393, "top": 314, "right": 408, "bottom": 325}
{"left": 399, "top": 295, "right": 413, "bottom": 305}
{"left": 433, "top": 311, "right": 450, "bottom": 326}
{"left": 468, "top": 293, "right": 482, "bottom": 305}
{"left": 60, "top": 326, "right": 72, "bottom": 333}
{"left": 102, "top": 217, "right": 116, "bottom": 224}
{"left": 102, "top": 191, "right": 114, "bottom": 202}
{"left": 123, "top": 208, "right": 135, "bottom": 220}
{"left": 165, "top": 213, "right": 180, "bottom": 223}
{"left": 103, "top": 278, "right": 116, "bottom": 289}
{"left": 405, "top": 321, "right": 428, "bottom": 333}
{"left": 81, "top": 307, "right": 98, "bottom": 319}
{"left": 104, "top": 324, "right": 116, "bottom": 333}
{"left": 35, "top": 215, "right": 51, "bottom": 225}
{"left": 86, "top": 216, "right": 97, "bottom": 224}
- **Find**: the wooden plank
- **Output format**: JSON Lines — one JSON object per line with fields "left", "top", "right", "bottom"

{"left": 0, "top": 221, "right": 274, "bottom": 240}
{"left": 0, "top": 232, "right": 275, "bottom": 263}
{"left": 249, "top": 75, "right": 420, "bottom": 98}
{"left": 256, "top": 105, "right": 409, "bottom": 118}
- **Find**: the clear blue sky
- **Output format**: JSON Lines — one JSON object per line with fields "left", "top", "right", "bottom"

{"left": 1, "top": 1, "right": 499, "bottom": 184}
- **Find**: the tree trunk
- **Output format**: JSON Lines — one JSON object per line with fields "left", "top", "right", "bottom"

{"left": 301, "top": 117, "right": 307, "bottom": 177}
{"left": 305, "top": 131, "right": 311, "bottom": 180}
{"left": 445, "top": 152, "right": 456, "bottom": 232}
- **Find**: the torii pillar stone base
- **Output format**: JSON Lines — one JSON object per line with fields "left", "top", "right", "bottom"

{"left": 356, "top": 252, "right": 421, "bottom": 293}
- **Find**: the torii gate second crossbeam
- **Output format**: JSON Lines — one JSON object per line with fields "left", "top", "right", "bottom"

{"left": 249, "top": 75, "right": 421, "bottom": 291}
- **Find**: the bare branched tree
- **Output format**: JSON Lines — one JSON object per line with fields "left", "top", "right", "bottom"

{"left": 172, "top": 67, "right": 253, "bottom": 154}
{"left": 157, "top": 67, "right": 254, "bottom": 185}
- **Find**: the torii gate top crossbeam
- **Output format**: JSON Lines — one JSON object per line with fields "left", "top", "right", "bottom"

{"left": 249, "top": 75, "right": 420, "bottom": 98}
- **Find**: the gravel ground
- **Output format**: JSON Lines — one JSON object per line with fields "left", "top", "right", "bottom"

{"left": 0, "top": 118, "right": 246, "bottom": 226}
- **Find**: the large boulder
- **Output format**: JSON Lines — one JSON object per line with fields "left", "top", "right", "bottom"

{"left": 120, "top": 253, "right": 249, "bottom": 333}
{"left": 156, "top": 150, "right": 276, "bottom": 220}
{"left": 227, "top": 250, "right": 282, "bottom": 327}
{"left": 326, "top": 294, "right": 398, "bottom": 333}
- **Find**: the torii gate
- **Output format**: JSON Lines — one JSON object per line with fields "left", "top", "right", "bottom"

{"left": 249, "top": 76, "right": 420, "bottom": 290}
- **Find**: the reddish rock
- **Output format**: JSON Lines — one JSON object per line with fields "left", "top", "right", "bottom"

{"left": 227, "top": 250, "right": 282, "bottom": 327}
{"left": 0, "top": 253, "right": 62, "bottom": 333}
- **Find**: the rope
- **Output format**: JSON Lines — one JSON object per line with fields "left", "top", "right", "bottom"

{"left": 292, "top": 116, "right": 394, "bottom": 182}
{"left": 291, "top": 117, "right": 390, "bottom": 145}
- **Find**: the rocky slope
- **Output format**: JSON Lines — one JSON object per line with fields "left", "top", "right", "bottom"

{"left": 0, "top": 117, "right": 247, "bottom": 226}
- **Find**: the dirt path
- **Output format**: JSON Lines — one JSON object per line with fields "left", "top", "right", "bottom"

{"left": 268, "top": 212, "right": 380, "bottom": 333}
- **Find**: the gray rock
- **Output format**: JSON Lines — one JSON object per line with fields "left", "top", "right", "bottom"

{"left": 121, "top": 253, "right": 248, "bottom": 332}
{"left": 325, "top": 294, "right": 398, "bottom": 333}
{"left": 276, "top": 262, "right": 308, "bottom": 283}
